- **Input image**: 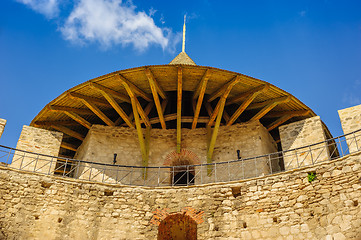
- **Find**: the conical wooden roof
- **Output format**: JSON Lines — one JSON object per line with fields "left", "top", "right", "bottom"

{"left": 169, "top": 52, "right": 196, "bottom": 65}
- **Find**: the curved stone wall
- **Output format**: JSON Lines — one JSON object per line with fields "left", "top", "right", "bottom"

{"left": 1, "top": 151, "right": 361, "bottom": 240}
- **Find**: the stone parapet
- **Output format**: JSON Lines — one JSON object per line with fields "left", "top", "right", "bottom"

{"left": 338, "top": 104, "right": 361, "bottom": 152}
{"left": 10, "top": 125, "right": 63, "bottom": 174}
{"left": 279, "top": 116, "right": 329, "bottom": 169}
{"left": 0, "top": 150, "right": 360, "bottom": 239}
{"left": 0, "top": 118, "right": 6, "bottom": 139}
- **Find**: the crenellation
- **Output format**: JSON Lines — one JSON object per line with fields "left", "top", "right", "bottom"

{"left": 338, "top": 104, "right": 361, "bottom": 153}
{"left": 0, "top": 118, "right": 6, "bottom": 139}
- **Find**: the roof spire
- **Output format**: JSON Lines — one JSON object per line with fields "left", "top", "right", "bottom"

{"left": 182, "top": 15, "right": 186, "bottom": 52}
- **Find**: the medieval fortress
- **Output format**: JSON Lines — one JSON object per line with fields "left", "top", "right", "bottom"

{"left": 0, "top": 50, "right": 361, "bottom": 239}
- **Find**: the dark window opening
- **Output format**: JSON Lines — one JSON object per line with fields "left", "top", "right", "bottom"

{"left": 173, "top": 170, "right": 195, "bottom": 186}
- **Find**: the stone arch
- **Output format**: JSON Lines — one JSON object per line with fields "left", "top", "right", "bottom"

{"left": 158, "top": 213, "right": 197, "bottom": 240}
{"left": 164, "top": 149, "right": 200, "bottom": 186}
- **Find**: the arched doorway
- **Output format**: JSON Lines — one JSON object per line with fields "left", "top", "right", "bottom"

{"left": 158, "top": 213, "right": 197, "bottom": 240}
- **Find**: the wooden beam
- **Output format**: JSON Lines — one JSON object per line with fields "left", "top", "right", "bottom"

{"left": 136, "top": 101, "right": 151, "bottom": 127}
{"left": 177, "top": 67, "right": 182, "bottom": 153}
{"left": 226, "top": 84, "right": 270, "bottom": 106}
{"left": 68, "top": 92, "right": 110, "bottom": 107}
{"left": 205, "top": 102, "right": 229, "bottom": 126}
{"left": 51, "top": 125, "right": 85, "bottom": 141}
{"left": 81, "top": 99, "right": 115, "bottom": 126}
{"left": 116, "top": 74, "right": 152, "bottom": 101}
{"left": 90, "top": 82, "right": 130, "bottom": 103}
{"left": 48, "top": 105, "right": 93, "bottom": 115}
{"left": 192, "top": 70, "right": 211, "bottom": 129}
{"left": 227, "top": 91, "right": 260, "bottom": 126}
{"left": 266, "top": 110, "right": 310, "bottom": 131}
{"left": 146, "top": 69, "right": 166, "bottom": 129}
{"left": 97, "top": 88, "right": 134, "bottom": 128}
{"left": 250, "top": 96, "right": 291, "bottom": 121}
{"left": 263, "top": 110, "right": 310, "bottom": 118}
{"left": 208, "top": 78, "right": 240, "bottom": 126}
{"left": 247, "top": 96, "right": 290, "bottom": 110}
{"left": 34, "top": 120, "right": 79, "bottom": 127}
{"left": 64, "top": 111, "right": 92, "bottom": 129}
{"left": 60, "top": 142, "right": 78, "bottom": 152}
{"left": 145, "top": 68, "right": 167, "bottom": 100}
{"left": 193, "top": 69, "right": 212, "bottom": 100}
{"left": 144, "top": 102, "right": 154, "bottom": 115}
{"left": 161, "top": 99, "right": 168, "bottom": 114}
{"left": 208, "top": 75, "right": 241, "bottom": 102}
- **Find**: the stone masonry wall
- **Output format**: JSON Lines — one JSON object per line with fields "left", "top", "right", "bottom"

{"left": 279, "top": 116, "right": 329, "bottom": 170}
{"left": 0, "top": 118, "right": 6, "bottom": 139}
{"left": 74, "top": 121, "right": 277, "bottom": 185}
{"left": 338, "top": 104, "right": 361, "bottom": 153}
{"left": 10, "top": 126, "right": 63, "bottom": 174}
{"left": 0, "top": 150, "right": 361, "bottom": 240}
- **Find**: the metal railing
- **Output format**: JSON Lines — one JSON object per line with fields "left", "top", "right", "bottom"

{"left": 0, "top": 129, "right": 360, "bottom": 187}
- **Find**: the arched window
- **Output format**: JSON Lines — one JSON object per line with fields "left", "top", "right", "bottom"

{"left": 158, "top": 213, "right": 197, "bottom": 240}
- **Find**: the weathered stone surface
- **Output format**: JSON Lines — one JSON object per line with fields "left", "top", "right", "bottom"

{"left": 0, "top": 118, "right": 6, "bottom": 139}
{"left": 338, "top": 104, "right": 361, "bottom": 153}
{"left": 0, "top": 151, "right": 361, "bottom": 239}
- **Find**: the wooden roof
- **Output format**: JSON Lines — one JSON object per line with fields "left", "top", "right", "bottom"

{"left": 30, "top": 64, "right": 318, "bottom": 156}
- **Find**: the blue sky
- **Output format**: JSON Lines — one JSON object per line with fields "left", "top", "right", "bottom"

{"left": 0, "top": 0, "right": 360, "bottom": 148}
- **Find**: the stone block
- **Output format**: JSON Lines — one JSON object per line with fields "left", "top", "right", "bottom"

{"left": 10, "top": 125, "right": 63, "bottom": 174}
{"left": 338, "top": 104, "right": 361, "bottom": 153}
{"left": 0, "top": 118, "right": 6, "bottom": 139}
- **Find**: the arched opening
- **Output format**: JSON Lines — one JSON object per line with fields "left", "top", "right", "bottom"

{"left": 173, "top": 170, "right": 195, "bottom": 186}
{"left": 158, "top": 213, "right": 197, "bottom": 240}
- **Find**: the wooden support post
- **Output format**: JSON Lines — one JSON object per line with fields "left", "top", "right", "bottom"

{"left": 192, "top": 69, "right": 211, "bottom": 129}
{"left": 64, "top": 111, "right": 92, "bottom": 129}
{"left": 145, "top": 68, "right": 167, "bottom": 99}
{"left": 60, "top": 142, "right": 78, "bottom": 152}
{"left": 177, "top": 67, "right": 182, "bottom": 153}
{"left": 145, "top": 68, "right": 167, "bottom": 129}
{"left": 143, "top": 126, "right": 151, "bottom": 179}
{"left": 51, "top": 125, "right": 85, "bottom": 141}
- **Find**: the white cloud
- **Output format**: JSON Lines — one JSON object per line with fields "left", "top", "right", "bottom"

{"left": 16, "top": 0, "right": 60, "bottom": 19}
{"left": 60, "top": 0, "right": 175, "bottom": 51}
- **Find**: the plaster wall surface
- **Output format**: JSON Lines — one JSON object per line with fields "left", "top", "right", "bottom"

{"left": 279, "top": 116, "right": 329, "bottom": 170}
{"left": 74, "top": 121, "right": 278, "bottom": 185}
{"left": 338, "top": 104, "right": 361, "bottom": 152}
{"left": 10, "top": 125, "right": 63, "bottom": 174}
{"left": 1, "top": 151, "right": 361, "bottom": 240}
{"left": 0, "top": 118, "right": 6, "bottom": 139}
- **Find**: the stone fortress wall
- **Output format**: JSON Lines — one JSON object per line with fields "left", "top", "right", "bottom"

{"left": 0, "top": 118, "right": 6, "bottom": 139}
{"left": 0, "top": 104, "right": 360, "bottom": 239}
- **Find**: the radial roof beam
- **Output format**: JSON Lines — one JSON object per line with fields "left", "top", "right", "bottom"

{"left": 68, "top": 92, "right": 110, "bottom": 107}
{"left": 266, "top": 110, "right": 310, "bottom": 131}
{"left": 93, "top": 85, "right": 134, "bottom": 128}
{"left": 177, "top": 67, "right": 182, "bottom": 153}
{"left": 192, "top": 69, "right": 211, "bottom": 129}
{"left": 145, "top": 68, "right": 167, "bottom": 129}
{"left": 247, "top": 96, "right": 289, "bottom": 111}
{"left": 33, "top": 120, "right": 79, "bottom": 127}
{"left": 208, "top": 75, "right": 241, "bottom": 102}
{"left": 48, "top": 105, "right": 93, "bottom": 115}
{"left": 263, "top": 110, "right": 310, "bottom": 118}
{"left": 63, "top": 111, "right": 92, "bottom": 129}
{"left": 51, "top": 125, "right": 85, "bottom": 141}
{"left": 145, "top": 68, "right": 167, "bottom": 100}
{"left": 226, "top": 84, "right": 269, "bottom": 106}
{"left": 227, "top": 92, "right": 261, "bottom": 126}
{"left": 250, "top": 96, "right": 291, "bottom": 121}
{"left": 60, "top": 142, "right": 78, "bottom": 152}
{"left": 117, "top": 74, "right": 152, "bottom": 102}
{"left": 90, "top": 82, "right": 131, "bottom": 103}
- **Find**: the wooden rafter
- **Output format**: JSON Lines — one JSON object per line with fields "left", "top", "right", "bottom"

{"left": 117, "top": 74, "right": 152, "bottom": 101}
{"left": 136, "top": 101, "right": 151, "bottom": 127}
{"left": 95, "top": 86, "right": 134, "bottom": 128}
{"left": 145, "top": 68, "right": 166, "bottom": 129}
{"left": 145, "top": 68, "right": 167, "bottom": 99}
{"left": 51, "top": 125, "right": 85, "bottom": 141}
{"left": 144, "top": 102, "right": 155, "bottom": 116}
{"left": 64, "top": 111, "right": 92, "bottom": 129}
{"left": 60, "top": 142, "right": 78, "bottom": 152}
{"left": 247, "top": 96, "right": 289, "bottom": 111}
{"left": 205, "top": 102, "right": 229, "bottom": 126}
{"left": 90, "top": 82, "right": 130, "bottom": 103}
{"left": 208, "top": 75, "right": 241, "bottom": 102}
{"left": 33, "top": 120, "right": 79, "bottom": 127}
{"left": 80, "top": 99, "right": 115, "bottom": 126}
{"left": 177, "top": 67, "right": 182, "bottom": 153}
{"left": 226, "top": 85, "right": 269, "bottom": 126}
{"left": 226, "top": 84, "right": 269, "bottom": 106}
{"left": 192, "top": 69, "right": 211, "bottom": 129}
{"left": 263, "top": 110, "right": 310, "bottom": 118}
{"left": 266, "top": 110, "right": 310, "bottom": 131}
{"left": 68, "top": 92, "right": 110, "bottom": 107}
{"left": 250, "top": 96, "right": 291, "bottom": 121}
{"left": 48, "top": 105, "right": 93, "bottom": 115}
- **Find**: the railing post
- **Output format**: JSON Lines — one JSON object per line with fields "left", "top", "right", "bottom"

{"left": 214, "top": 163, "right": 217, "bottom": 183}
{"left": 130, "top": 167, "right": 133, "bottom": 185}
{"left": 33, "top": 154, "right": 39, "bottom": 172}
{"left": 242, "top": 158, "right": 245, "bottom": 179}
{"left": 200, "top": 164, "right": 203, "bottom": 185}
{"left": 255, "top": 157, "right": 258, "bottom": 177}
{"left": 75, "top": 160, "right": 80, "bottom": 179}
{"left": 310, "top": 146, "right": 314, "bottom": 165}
{"left": 268, "top": 154, "right": 273, "bottom": 174}
{"left": 158, "top": 167, "right": 160, "bottom": 187}
{"left": 339, "top": 137, "right": 344, "bottom": 156}
{"left": 172, "top": 166, "right": 175, "bottom": 186}
{"left": 187, "top": 165, "right": 189, "bottom": 186}
{"left": 5, "top": 148, "right": 12, "bottom": 165}
{"left": 354, "top": 132, "right": 359, "bottom": 152}
{"left": 19, "top": 151, "right": 26, "bottom": 170}
{"left": 227, "top": 161, "right": 230, "bottom": 182}
{"left": 48, "top": 156, "right": 54, "bottom": 175}
{"left": 63, "top": 158, "right": 69, "bottom": 176}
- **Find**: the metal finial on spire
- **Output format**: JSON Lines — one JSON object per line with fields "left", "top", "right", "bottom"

{"left": 182, "top": 15, "right": 186, "bottom": 52}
